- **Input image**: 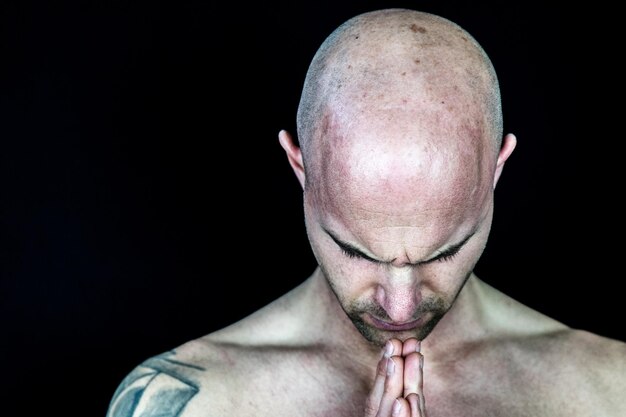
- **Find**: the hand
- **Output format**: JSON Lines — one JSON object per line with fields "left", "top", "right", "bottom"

{"left": 364, "top": 338, "right": 427, "bottom": 417}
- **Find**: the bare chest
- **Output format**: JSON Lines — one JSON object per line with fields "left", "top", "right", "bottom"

{"left": 263, "top": 362, "right": 579, "bottom": 417}
{"left": 188, "top": 350, "right": 582, "bottom": 417}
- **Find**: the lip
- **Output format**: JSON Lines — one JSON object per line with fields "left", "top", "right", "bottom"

{"left": 367, "top": 314, "right": 422, "bottom": 331}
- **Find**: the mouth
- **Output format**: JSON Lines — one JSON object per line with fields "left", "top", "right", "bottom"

{"left": 365, "top": 313, "right": 423, "bottom": 331}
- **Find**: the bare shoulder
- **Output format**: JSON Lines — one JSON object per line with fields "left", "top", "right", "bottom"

{"left": 106, "top": 340, "right": 233, "bottom": 417}
{"left": 105, "top": 337, "right": 265, "bottom": 417}
{"left": 520, "top": 328, "right": 626, "bottom": 415}
{"left": 487, "top": 279, "right": 626, "bottom": 380}
{"left": 106, "top": 333, "right": 333, "bottom": 417}
{"left": 105, "top": 344, "right": 212, "bottom": 417}
{"left": 478, "top": 278, "right": 626, "bottom": 414}
{"left": 105, "top": 281, "right": 322, "bottom": 417}
{"left": 545, "top": 328, "right": 626, "bottom": 394}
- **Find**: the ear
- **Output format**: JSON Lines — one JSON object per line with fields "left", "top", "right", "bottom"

{"left": 493, "top": 133, "right": 517, "bottom": 188}
{"left": 278, "top": 129, "right": 306, "bottom": 190}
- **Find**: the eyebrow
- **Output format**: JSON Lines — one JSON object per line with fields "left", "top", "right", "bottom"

{"left": 323, "top": 227, "right": 476, "bottom": 265}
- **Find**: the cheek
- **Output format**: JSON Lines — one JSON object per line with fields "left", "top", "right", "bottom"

{"left": 421, "top": 241, "right": 485, "bottom": 294}
{"left": 304, "top": 213, "right": 377, "bottom": 293}
{"left": 319, "top": 249, "right": 378, "bottom": 293}
{"left": 421, "top": 259, "right": 471, "bottom": 295}
{"left": 308, "top": 238, "right": 380, "bottom": 297}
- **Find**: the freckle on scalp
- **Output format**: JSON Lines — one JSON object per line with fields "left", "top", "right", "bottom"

{"left": 409, "top": 23, "right": 427, "bottom": 33}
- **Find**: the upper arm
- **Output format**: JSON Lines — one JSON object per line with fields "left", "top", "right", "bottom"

{"left": 106, "top": 351, "right": 205, "bottom": 417}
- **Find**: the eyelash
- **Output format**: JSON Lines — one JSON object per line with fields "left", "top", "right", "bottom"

{"left": 340, "top": 247, "right": 365, "bottom": 260}
{"left": 436, "top": 251, "right": 459, "bottom": 263}
{"left": 339, "top": 247, "right": 383, "bottom": 265}
{"left": 340, "top": 246, "right": 460, "bottom": 264}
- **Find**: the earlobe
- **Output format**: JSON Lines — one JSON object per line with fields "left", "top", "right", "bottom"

{"left": 278, "top": 130, "right": 306, "bottom": 189}
{"left": 493, "top": 133, "right": 517, "bottom": 188}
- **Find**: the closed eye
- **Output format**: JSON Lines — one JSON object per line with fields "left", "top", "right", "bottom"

{"left": 324, "top": 230, "right": 382, "bottom": 263}
{"left": 338, "top": 244, "right": 380, "bottom": 263}
{"left": 432, "top": 250, "right": 460, "bottom": 263}
{"left": 425, "top": 238, "right": 468, "bottom": 264}
{"left": 339, "top": 246, "right": 359, "bottom": 259}
{"left": 325, "top": 227, "right": 474, "bottom": 266}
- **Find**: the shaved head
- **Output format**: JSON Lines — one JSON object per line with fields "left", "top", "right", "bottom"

{"left": 296, "top": 8, "right": 503, "bottom": 198}
{"left": 288, "top": 9, "right": 513, "bottom": 345}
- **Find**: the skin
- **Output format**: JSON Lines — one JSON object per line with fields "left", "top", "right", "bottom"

{"left": 106, "top": 8, "right": 626, "bottom": 417}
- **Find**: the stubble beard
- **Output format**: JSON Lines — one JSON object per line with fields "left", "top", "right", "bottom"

{"left": 346, "top": 297, "right": 447, "bottom": 347}
{"left": 320, "top": 265, "right": 473, "bottom": 348}
{"left": 322, "top": 270, "right": 449, "bottom": 347}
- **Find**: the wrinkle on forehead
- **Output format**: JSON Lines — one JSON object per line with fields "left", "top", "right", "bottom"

{"left": 317, "top": 165, "right": 491, "bottom": 263}
{"left": 308, "top": 106, "right": 493, "bottom": 260}
{"left": 314, "top": 107, "right": 490, "bottom": 215}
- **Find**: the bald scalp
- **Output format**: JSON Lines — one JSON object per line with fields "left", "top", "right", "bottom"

{"left": 296, "top": 8, "right": 503, "bottom": 193}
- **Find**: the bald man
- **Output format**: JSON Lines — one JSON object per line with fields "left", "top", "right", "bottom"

{"left": 106, "top": 8, "right": 626, "bottom": 417}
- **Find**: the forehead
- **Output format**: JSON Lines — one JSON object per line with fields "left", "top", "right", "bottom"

{"left": 316, "top": 179, "right": 489, "bottom": 260}
{"left": 320, "top": 167, "right": 487, "bottom": 243}
{"left": 310, "top": 110, "right": 492, "bottom": 251}
{"left": 317, "top": 107, "right": 490, "bottom": 208}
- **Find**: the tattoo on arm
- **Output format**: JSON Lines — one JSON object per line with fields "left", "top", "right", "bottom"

{"left": 106, "top": 351, "right": 206, "bottom": 417}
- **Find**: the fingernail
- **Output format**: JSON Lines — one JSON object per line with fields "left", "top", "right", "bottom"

{"left": 419, "top": 354, "right": 424, "bottom": 369}
{"left": 384, "top": 341, "right": 393, "bottom": 358}
{"left": 392, "top": 399, "right": 401, "bottom": 416}
{"left": 416, "top": 341, "right": 421, "bottom": 353}
{"left": 387, "top": 357, "right": 395, "bottom": 375}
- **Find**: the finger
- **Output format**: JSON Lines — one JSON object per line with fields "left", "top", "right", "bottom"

{"left": 388, "top": 338, "right": 404, "bottom": 358}
{"left": 374, "top": 339, "right": 400, "bottom": 391}
{"left": 418, "top": 355, "right": 426, "bottom": 416}
{"left": 377, "top": 355, "right": 405, "bottom": 416}
{"left": 402, "top": 352, "right": 421, "bottom": 398}
{"left": 364, "top": 354, "right": 389, "bottom": 417}
{"left": 419, "top": 391, "right": 426, "bottom": 417}
{"left": 391, "top": 397, "right": 411, "bottom": 417}
{"left": 401, "top": 338, "right": 421, "bottom": 356}
{"left": 405, "top": 393, "right": 419, "bottom": 417}
{"left": 365, "top": 340, "right": 404, "bottom": 417}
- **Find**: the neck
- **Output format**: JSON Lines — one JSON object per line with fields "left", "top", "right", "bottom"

{"left": 305, "top": 267, "right": 488, "bottom": 366}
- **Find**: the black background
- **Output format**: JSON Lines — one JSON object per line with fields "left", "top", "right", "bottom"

{"left": 1, "top": 1, "right": 619, "bottom": 415}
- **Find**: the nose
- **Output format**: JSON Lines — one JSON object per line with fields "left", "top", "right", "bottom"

{"left": 374, "top": 265, "right": 421, "bottom": 323}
